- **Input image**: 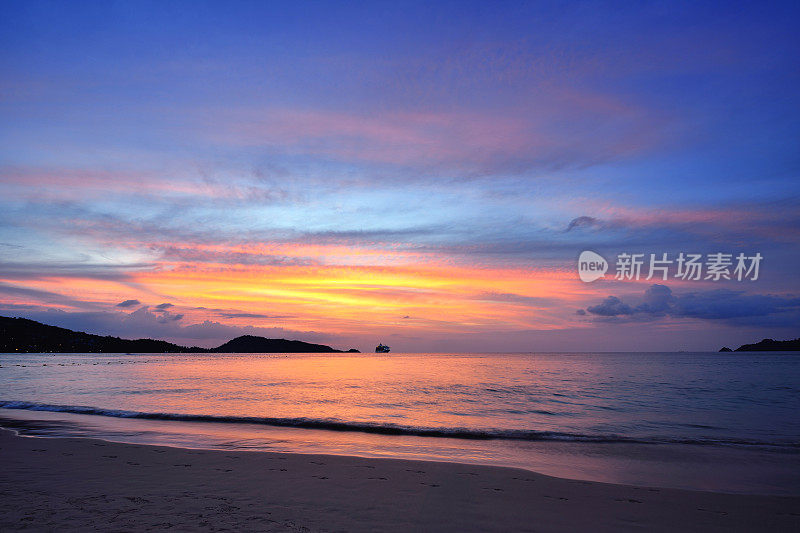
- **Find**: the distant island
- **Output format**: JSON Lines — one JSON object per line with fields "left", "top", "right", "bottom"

{"left": 719, "top": 337, "right": 800, "bottom": 352}
{"left": 0, "top": 316, "right": 359, "bottom": 353}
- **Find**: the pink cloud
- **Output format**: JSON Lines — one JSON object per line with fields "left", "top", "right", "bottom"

{"left": 218, "top": 108, "right": 546, "bottom": 169}
{"left": 204, "top": 94, "right": 659, "bottom": 175}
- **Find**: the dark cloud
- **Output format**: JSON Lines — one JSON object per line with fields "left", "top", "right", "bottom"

{"left": 671, "top": 291, "right": 800, "bottom": 321}
{"left": 116, "top": 299, "right": 141, "bottom": 308}
{"left": 565, "top": 216, "right": 600, "bottom": 232}
{"left": 586, "top": 296, "right": 634, "bottom": 317}
{"left": 636, "top": 284, "right": 674, "bottom": 316}
{"left": 137, "top": 305, "right": 183, "bottom": 323}
{"left": 583, "top": 284, "right": 800, "bottom": 326}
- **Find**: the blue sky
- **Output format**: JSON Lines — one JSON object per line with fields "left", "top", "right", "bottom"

{"left": 0, "top": 0, "right": 798, "bottom": 351}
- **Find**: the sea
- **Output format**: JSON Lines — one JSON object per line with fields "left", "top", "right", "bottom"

{"left": 1, "top": 351, "right": 798, "bottom": 495}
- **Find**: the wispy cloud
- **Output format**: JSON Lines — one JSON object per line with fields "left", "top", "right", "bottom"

{"left": 207, "top": 102, "right": 659, "bottom": 177}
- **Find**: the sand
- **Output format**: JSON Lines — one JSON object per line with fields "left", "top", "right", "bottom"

{"left": 0, "top": 429, "right": 798, "bottom": 532}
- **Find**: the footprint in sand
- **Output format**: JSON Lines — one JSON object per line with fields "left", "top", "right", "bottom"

{"left": 173, "top": 464, "right": 192, "bottom": 467}
{"left": 405, "top": 469, "right": 426, "bottom": 474}
{"left": 458, "top": 472, "right": 479, "bottom": 476}
{"left": 312, "top": 475, "right": 329, "bottom": 480}
{"left": 368, "top": 477, "right": 388, "bottom": 480}
{"left": 102, "top": 455, "right": 118, "bottom": 459}
{"left": 127, "top": 461, "right": 140, "bottom": 465}
{"left": 420, "top": 482, "right": 440, "bottom": 487}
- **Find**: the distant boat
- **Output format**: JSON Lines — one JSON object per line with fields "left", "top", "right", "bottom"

{"left": 375, "top": 343, "right": 390, "bottom": 353}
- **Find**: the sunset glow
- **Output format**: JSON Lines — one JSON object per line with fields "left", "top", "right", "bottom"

{"left": 1, "top": 1, "right": 798, "bottom": 351}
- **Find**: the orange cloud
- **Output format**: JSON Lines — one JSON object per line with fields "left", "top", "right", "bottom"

{"left": 128, "top": 240, "right": 586, "bottom": 337}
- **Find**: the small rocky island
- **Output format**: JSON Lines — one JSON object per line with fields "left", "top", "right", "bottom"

{"left": 719, "top": 337, "right": 800, "bottom": 352}
{"left": 0, "top": 316, "right": 359, "bottom": 353}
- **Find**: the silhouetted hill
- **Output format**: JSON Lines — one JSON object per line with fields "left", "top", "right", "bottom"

{"left": 733, "top": 338, "right": 800, "bottom": 352}
{"left": 214, "top": 335, "right": 347, "bottom": 353}
{"left": 0, "top": 316, "right": 359, "bottom": 353}
{"left": 0, "top": 316, "right": 205, "bottom": 353}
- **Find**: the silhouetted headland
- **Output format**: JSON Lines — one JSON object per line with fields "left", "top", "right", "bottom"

{"left": 727, "top": 337, "right": 800, "bottom": 352}
{"left": 0, "top": 316, "right": 358, "bottom": 353}
{"left": 214, "top": 334, "right": 352, "bottom": 353}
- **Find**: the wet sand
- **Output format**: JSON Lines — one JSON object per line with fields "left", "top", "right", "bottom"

{"left": 1, "top": 429, "right": 798, "bottom": 532}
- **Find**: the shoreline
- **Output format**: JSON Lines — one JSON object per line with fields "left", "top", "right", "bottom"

{"left": 1, "top": 428, "right": 798, "bottom": 532}
{"left": 3, "top": 406, "right": 798, "bottom": 497}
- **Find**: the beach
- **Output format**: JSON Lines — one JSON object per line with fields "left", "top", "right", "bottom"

{"left": 2, "top": 428, "right": 798, "bottom": 532}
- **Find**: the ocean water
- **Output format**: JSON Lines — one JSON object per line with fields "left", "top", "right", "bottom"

{"left": 1, "top": 352, "right": 798, "bottom": 494}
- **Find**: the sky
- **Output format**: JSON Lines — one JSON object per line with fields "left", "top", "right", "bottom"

{"left": 0, "top": 0, "right": 798, "bottom": 352}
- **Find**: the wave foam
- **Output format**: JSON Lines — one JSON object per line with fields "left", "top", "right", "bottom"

{"left": 0, "top": 400, "right": 796, "bottom": 448}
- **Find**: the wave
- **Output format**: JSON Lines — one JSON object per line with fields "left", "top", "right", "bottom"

{"left": 0, "top": 400, "right": 797, "bottom": 448}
